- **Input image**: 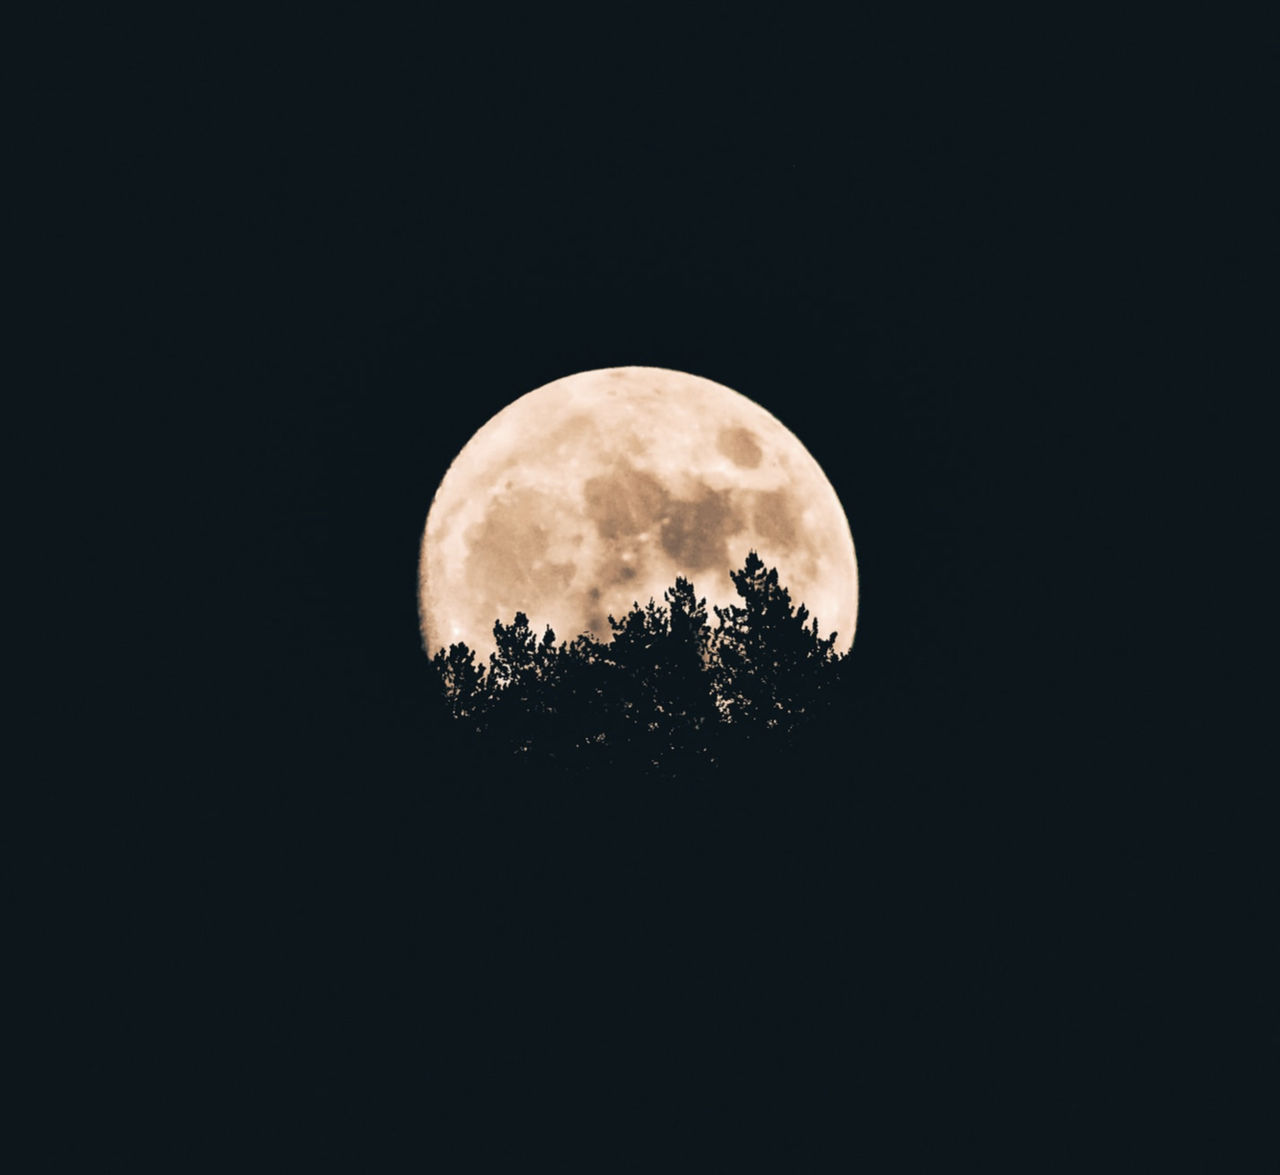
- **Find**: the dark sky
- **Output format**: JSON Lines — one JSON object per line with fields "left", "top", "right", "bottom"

{"left": 66, "top": 19, "right": 1256, "bottom": 1163}
{"left": 158, "top": 61, "right": 1066, "bottom": 736}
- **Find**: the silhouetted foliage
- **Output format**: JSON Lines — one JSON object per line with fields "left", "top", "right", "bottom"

{"left": 711, "top": 551, "right": 840, "bottom": 737}
{"left": 429, "top": 553, "right": 848, "bottom": 776}
{"left": 429, "top": 641, "right": 486, "bottom": 726}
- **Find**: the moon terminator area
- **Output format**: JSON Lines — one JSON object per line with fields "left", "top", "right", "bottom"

{"left": 420, "top": 367, "right": 858, "bottom": 661}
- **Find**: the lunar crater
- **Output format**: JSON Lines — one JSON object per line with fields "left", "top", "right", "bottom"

{"left": 718, "top": 425, "right": 763, "bottom": 468}
{"left": 657, "top": 485, "right": 738, "bottom": 571}
{"left": 750, "top": 489, "right": 803, "bottom": 550}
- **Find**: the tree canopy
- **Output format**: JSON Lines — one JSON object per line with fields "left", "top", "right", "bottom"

{"left": 429, "top": 552, "right": 849, "bottom": 776}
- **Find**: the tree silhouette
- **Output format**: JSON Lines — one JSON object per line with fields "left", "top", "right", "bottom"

{"left": 429, "top": 553, "right": 847, "bottom": 774}
{"left": 430, "top": 641, "right": 486, "bottom": 726}
{"left": 484, "top": 611, "right": 559, "bottom": 753}
{"left": 710, "top": 551, "right": 839, "bottom": 738}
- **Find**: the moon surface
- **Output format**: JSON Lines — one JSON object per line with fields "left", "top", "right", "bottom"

{"left": 419, "top": 367, "right": 858, "bottom": 662}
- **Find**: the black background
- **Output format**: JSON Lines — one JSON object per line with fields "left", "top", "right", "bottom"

{"left": 55, "top": 14, "right": 1266, "bottom": 1167}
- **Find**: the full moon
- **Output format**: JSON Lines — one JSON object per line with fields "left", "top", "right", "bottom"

{"left": 419, "top": 367, "right": 858, "bottom": 661}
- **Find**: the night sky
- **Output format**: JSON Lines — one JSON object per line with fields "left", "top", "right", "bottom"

{"left": 64, "top": 17, "right": 1254, "bottom": 1165}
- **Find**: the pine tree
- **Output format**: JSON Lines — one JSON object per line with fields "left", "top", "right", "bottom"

{"left": 711, "top": 551, "right": 839, "bottom": 736}
{"left": 431, "top": 641, "right": 487, "bottom": 725}
{"left": 428, "top": 555, "right": 846, "bottom": 771}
